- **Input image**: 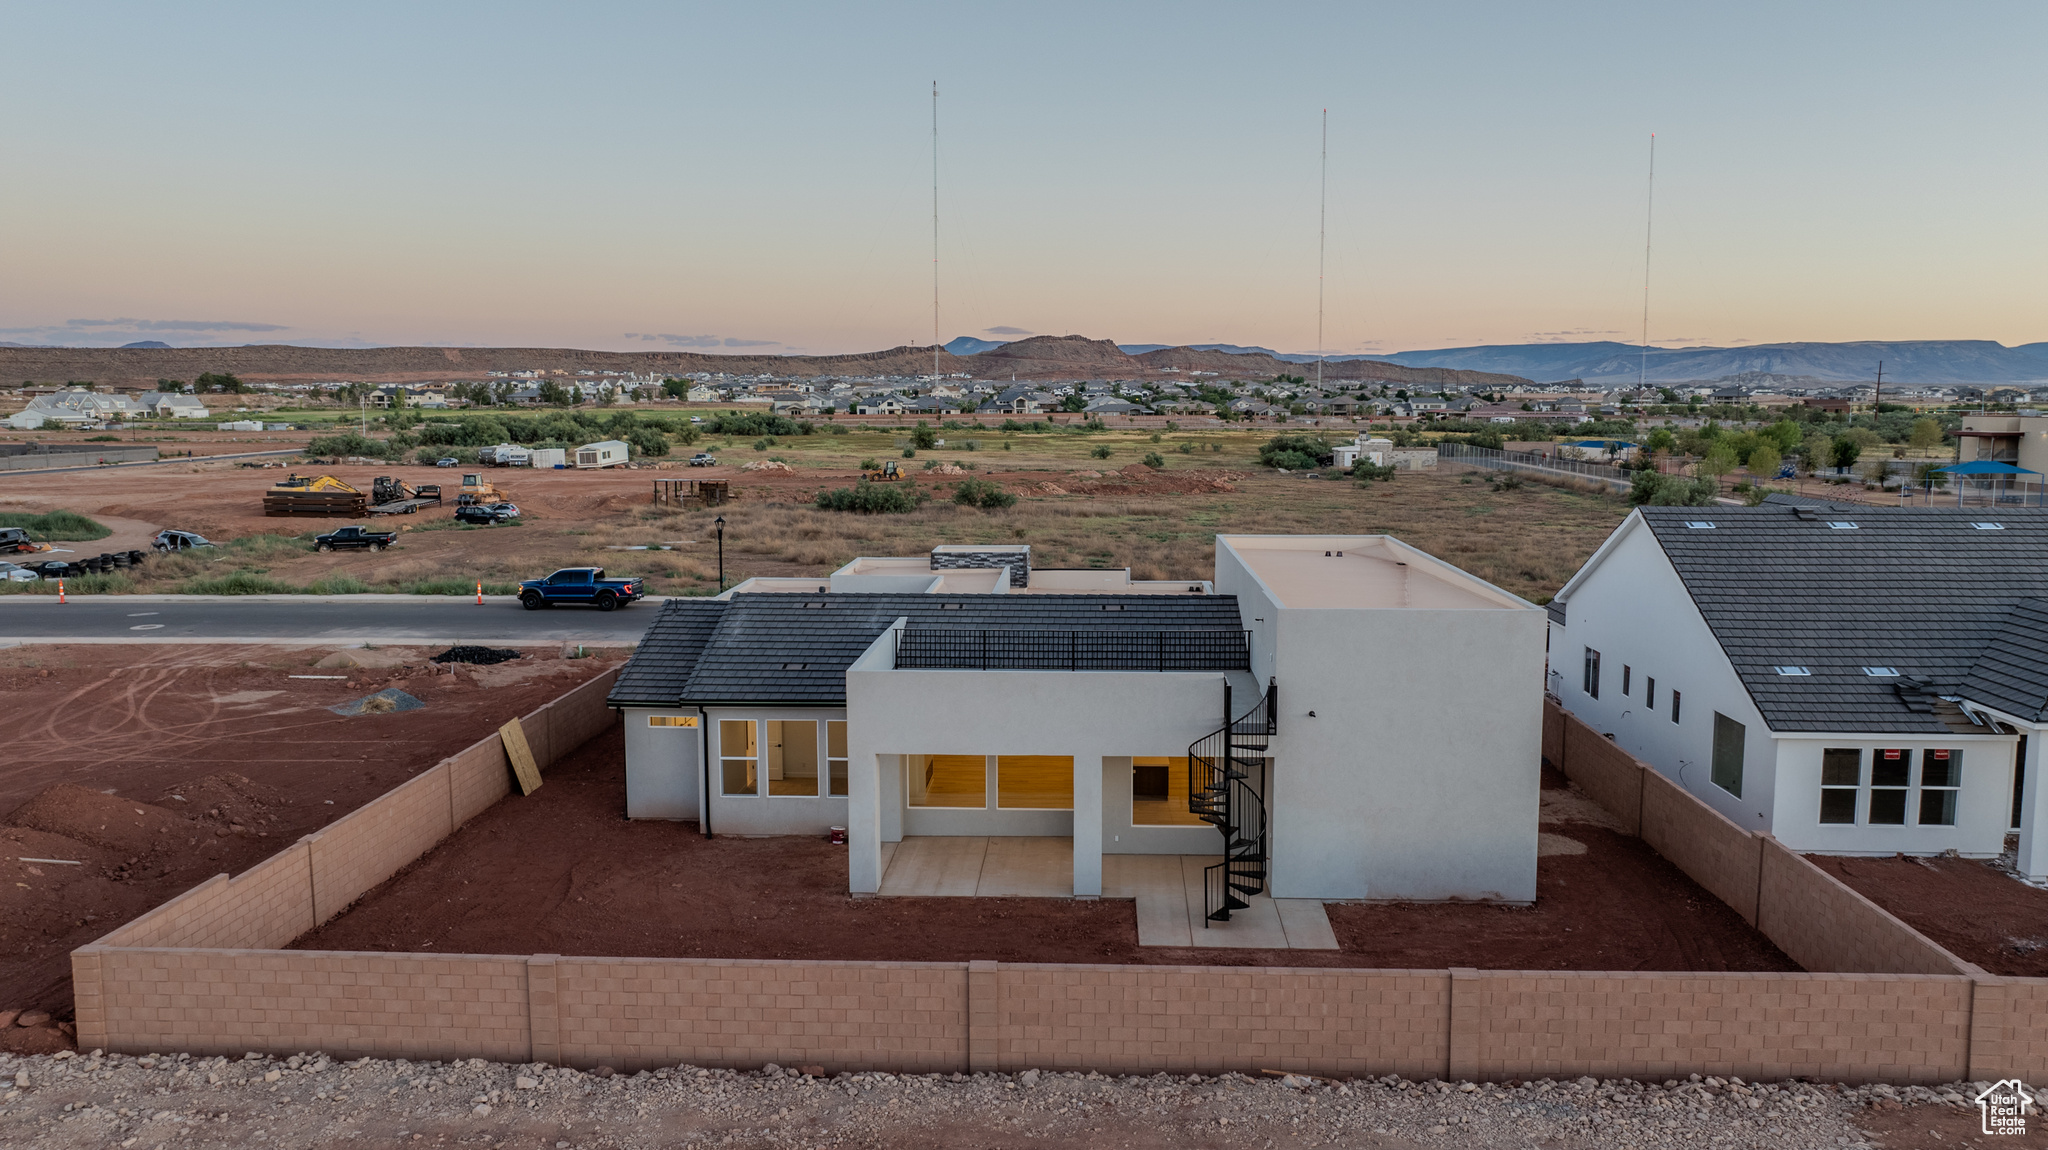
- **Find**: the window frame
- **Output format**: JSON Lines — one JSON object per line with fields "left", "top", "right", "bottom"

{"left": 1710, "top": 712, "right": 1745, "bottom": 798}
{"left": 1818, "top": 747, "right": 1861, "bottom": 824}
{"left": 827, "top": 720, "right": 848, "bottom": 798}
{"left": 1621, "top": 664, "right": 1632, "bottom": 696}
{"left": 763, "top": 719, "right": 821, "bottom": 798}
{"left": 1868, "top": 748, "right": 1912, "bottom": 825}
{"left": 1670, "top": 689, "right": 1682, "bottom": 724}
{"left": 1583, "top": 647, "right": 1601, "bottom": 700}
{"left": 1918, "top": 748, "right": 1961, "bottom": 827}
{"left": 718, "top": 719, "right": 759, "bottom": 797}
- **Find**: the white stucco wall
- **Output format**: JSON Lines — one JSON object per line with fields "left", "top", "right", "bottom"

{"left": 703, "top": 706, "right": 848, "bottom": 837}
{"left": 845, "top": 624, "right": 1230, "bottom": 894}
{"left": 1215, "top": 536, "right": 1547, "bottom": 902}
{"left": 1550, "top": 516, "right": 1779, "bottom": 836}
{"left": 621, "top": 707, "right": 702, "bottom": 820}
{"left": 1772, "top": 735, "right": 2016, "bottom": 857}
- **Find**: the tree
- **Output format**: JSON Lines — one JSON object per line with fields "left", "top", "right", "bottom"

{"left": 662, "top": 378, "right": 689, "bottom": 400}
{"left": 536, "top": 380, "right": 572, "bottom": 406}
{"left": 1059, "top": 393, "right": 1088, "bottom": 413}
{"left": 1909, "top": 418, "right": 1944, "bottom": 450}
{"left": 1830, "top": 437, "right": 1863, "bottom": 470}
{"left": 196, "top": 371, "right": 247, "bottom": 394}
{"left": 1746, "top": 443, "right": 1782, "bottom": 482}
{"left": 1644, "top": 428, "right": 1677, "bottom": 455}
{"left": 911, "top": 421, "right": 938, "bottom": 450}
{"left": 1698, "top": 443, "right": 1738, "bottom": 484}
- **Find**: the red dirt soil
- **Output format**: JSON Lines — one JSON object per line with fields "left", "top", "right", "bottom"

{"left": 1808, "top": 851, "right": 2048, "bottom": 976}
{"left": 0, "top": 643, "right": 622, "bottom": 1047}
{"left": 298, "top": 740, "right": 1795, "bottom": 974}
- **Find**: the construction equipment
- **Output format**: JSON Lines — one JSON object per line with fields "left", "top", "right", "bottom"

{"left": 263, "top": 474, "right": 367, "bottom": 518}
{"left": 368, "top": 476, "right": 444, "bottom": 515}
{"left": 0, "top": 527, "right": 52, "bottom": 554}
{"left": 456, "top": 472, "right": 505, "bottom": 506}
{"left": 862, "top": 460, "right": 903, "bottom": 482}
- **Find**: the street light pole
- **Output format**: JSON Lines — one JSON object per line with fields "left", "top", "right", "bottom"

{"left": 715, "top": 515, "right": 726, "bottom": 591}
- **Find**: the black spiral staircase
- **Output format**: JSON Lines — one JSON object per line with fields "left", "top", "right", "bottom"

{"left": 1187, "top": 679, "right": 1275, "bottom": 925}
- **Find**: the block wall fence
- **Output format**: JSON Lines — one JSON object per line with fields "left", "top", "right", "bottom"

{"left": 66, "top": 684, "right": 2048, "bottom": 1084}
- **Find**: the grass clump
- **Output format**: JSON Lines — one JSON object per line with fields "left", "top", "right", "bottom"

{"left": 952, "top": 479, "right": 1018, "bottom": 510}
{"left": 0, "top": 572, "right": 135, "bottom": 595}
{"left": 0, "top": 510, "right": 112, "bottom": 541}
{"left": 183, "top": 571, "right": 303, "bottom": 595}
{"left": 1089, "top": 445, "right": 1113, "bottom": 460}
{"left": 816, "top": 480, "right": 924, "bottom": 514}
{"left": 399, "top": 578, "right": 523, "bottom": 595}
{"left": 1141, "top": 452, "right": 1166, "bottom": 470}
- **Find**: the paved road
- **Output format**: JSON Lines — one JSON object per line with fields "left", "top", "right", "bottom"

{"left": 0, "top": 447, "right": 303, "bottom": 478}
{"left": 0, "top": 594, "right": 662, "bottom": 645}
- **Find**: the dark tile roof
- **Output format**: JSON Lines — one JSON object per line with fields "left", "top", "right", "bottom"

{"left": 1633, "top": 504, "right": 2048, "bottom": 733}
{"left": 625, "top": 592, "right": 1247, "bottom": 707}
{"left": 606, "top": 599, "right": 730, "bottom": 706}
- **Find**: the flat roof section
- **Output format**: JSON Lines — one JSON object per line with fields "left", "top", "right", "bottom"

{"left": 1223, "top": 535, "right": 1530, "bottom": 610}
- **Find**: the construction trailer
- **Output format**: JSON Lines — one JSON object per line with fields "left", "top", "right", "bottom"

{"left": 530, "top": 448, "right": 567, "bottom": 469}
{"left": 263, "top": 474, "right": 367, "bottom": 518}
{"left": 576, "top": 440, "right": 629, "bottom": 469}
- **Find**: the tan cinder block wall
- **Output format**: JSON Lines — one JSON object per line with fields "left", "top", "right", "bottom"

{"left": 448, "top": 736, "right": 514, "bottom": 828}
{"left": 1639, "top": 769, "right": 1762, "bottom": 925}
{"left": 550, "top": 958, "right": 969, "bottom": 1073}
{"left": 97, "top": 841, "right": 314, "bottom": 951}
{"left": 1552, "top": 701, "right": 1644, "bottom": 836}
{"left": 85, "top": 948, "right": 532, "bottom": 1062}
{"left": 1468, "top": 971, "right": 1972, "bottom": 1085}
{"left": 994, "top": 965, "right": 1451, "bottom": 1079}
{"left": 1967, "top": 977, "right": 2048, "bottom": 1082}
{"left": 1755, "top": 839, "right": 1969, "bottom": 977}
{"left": 308, "top": 765, "right": 455, "bottom": 925}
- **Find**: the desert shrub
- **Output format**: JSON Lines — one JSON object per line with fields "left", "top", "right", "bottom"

{"left": 1258, "top": 434, "right": 1332, "bottom": 470}
{"left": 704, "top": 411, "right": 802, "bottom": 437}
{"left": 305, "top": 432, "right": 397, "bottom": 459}
{"left": 911, "top": 422, "right": 938, "bottom": 450}
{"left": 1488, "top": 473, "right": 1525, "bottom": 492}
{"left": 1629, "top": 470, "right": 1718, "bottom": 506}
{"left": 182, "top": 571, "right": 302, "bottom": 595}
{"left": 952, "top": 478, "right": 1017, "bottom": 509}
{"left": 414, "top": 447, "right": 446, "bottom": 466}
{"left": 0, "top": 510, "right": 111, "bottom": 541}
{"left": 962, "top": 439, "right": 978, "bottom": 451}
{"left": 753, "top": 438, "right": 772, "bottom": 452}
{"left": 1178, "top": 442, "right": 1194, "bottom": 454}
{"left": 0, "top": 571, "right": 135, "bottom": 595}
{"left": 306, "top": 573, "right": 371, "bottom": 594}
{"left": 627, "top": 428, "right": 669, "bottom": 457}
{"left": 1149, "top": 432, "right": 1162, "bottom": 443}
{"left": 829, "top": 424, "right": 849, "bottom": 436}
{"left": 1354, "top": 461, "right": 1398, "bottom": 483}
{"left": 858, "top": 457, "right": 879, "bottom": 470}
{"left": 816, "top": 480, "right": 922, "bottom": 514}
{"left": 1090, "top": 445, "right": 1113, "bottom": 460}
{"left": 999, "top": 419, "right": 1029, "bottom": 432}
{"left": 901, "top": 447, "right": 916, "bottom": 458}
{"left": 1141, "top": 452, "right": 1166, "bottom": 469}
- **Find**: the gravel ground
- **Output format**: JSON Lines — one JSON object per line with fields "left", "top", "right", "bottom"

{"left": 0, "top": 1049, "right": 2003, "bottom": 1149}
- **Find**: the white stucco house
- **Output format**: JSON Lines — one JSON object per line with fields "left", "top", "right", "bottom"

{"left": 1548, "top": 494, "right": 2048, "bottom": 878}
{"left": 5, "top": 390, "right": 134, "bottom": 429}
{"left": 609, "top": 536, "right": 1548, "bottom": 918}
{"left": 135, "top": 391, "right": 211, "bottom": 418}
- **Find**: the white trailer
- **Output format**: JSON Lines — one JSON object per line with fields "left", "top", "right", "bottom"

{"left": 530, "top": 448, "right": 566, "bottom": 469}
{"left": 575, "top": 439, "right": 629, "bottom": 469}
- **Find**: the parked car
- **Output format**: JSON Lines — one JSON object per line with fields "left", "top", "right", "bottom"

{"left": 689, "top": 452, "right": 718, "bottom": 467}
{"left": 153, "top": 529, "right": 215, "bottom": 551}
{"left": 0, "top": 561, "right": 37, "bottom": 583}
{"left": 314, "top": 525, "right": 398, "bottom": 552}
{"left": 454, "top": 502, "right": 521, "bottom": 525}
{"left": 0, "top": 527, "right": 37, "bottom": 553}
{"left": 517, "top": 567, "right": 645, "bottom": 612}
{"left": 436, "top": 457, "right": 459, "bottom": 468}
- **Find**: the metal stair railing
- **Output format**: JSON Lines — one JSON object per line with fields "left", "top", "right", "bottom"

{"left": 1187, "top": 678, "right": 1275, "bottom": 924}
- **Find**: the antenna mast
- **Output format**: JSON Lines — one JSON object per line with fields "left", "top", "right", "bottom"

{"left": 931, "top": 81, "right": 940, "bottom": 381}
{"left": 1639, "top": 132, "right": 1655, "bottom": 392}
{"left": 1317, "top": 108, "right": 1327, "bottom": 392}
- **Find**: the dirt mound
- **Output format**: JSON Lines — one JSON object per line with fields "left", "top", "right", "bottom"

{"left": 1056, "top": 467, "right": 1245, "bottom": 496}
{"left": 154, "top": 773, "right": 294, "bottom": 835}
{"left": 4, "top": 785, "right": 190, "bottom": 854}
{"left": 740, "top": 460, "right": 795, "bottom": 473}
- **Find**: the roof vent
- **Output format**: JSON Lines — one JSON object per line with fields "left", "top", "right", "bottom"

{"left": 1972, "top": 522, "right": 2005, "bottom": 530}
{"left": 1825, "top": 521, "right": 1858, "bottom": 530}
{"left": 781, "top": 662, "right": 808, "bottom": 671}
{"left": 1791, "top": 507, "right": 1820, "bottom": 521}
{"left": 803, "top": 601, "right": 828, "bottom": 609}
{"left": 1684, "top": 521, "right": 1716, "bottom": 530}
{"left": 1774, "top": 666, "right": 1812, "bottom": 676}
{"left": 1862, "top": 666, "right": 1901, "bottom": 677}
{"left": 939, "top": 602, "right": 965, "bottom": 610}
{"left": 1100, "top": 604, "right": 1125, "bottom": 611}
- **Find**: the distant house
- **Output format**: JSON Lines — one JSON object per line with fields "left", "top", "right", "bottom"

{"left": 1082, "top": 398, "right": 1141, "bottom": 415}
{"left": 856, "top": 394, "right": 907, "bottom": 416}
{"left": 1550, "top": 497, "right": 2048, "bottom": 877}
{"left": 4, "top": 390, "right": 134, "bottom": 429}
{"left": 686, "top": 384, "right": 722, "bottom": 403}
{"left": 135, "top": 392, "right": 210, "bottom": 419}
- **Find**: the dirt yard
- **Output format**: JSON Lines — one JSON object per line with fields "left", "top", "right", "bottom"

{"left": 1806, "top": 851, "right": 2048, "bottom": 976}
{"left": 0, "top": 444, "right": 1626, "bottom": 600}
{"left": 298, "top": 734, "right": 1794, "bottom": 975}
{"left": 0, "top": 643, "right": 624, "bottom": 1045}
{"left": 0, "top": 1049, "right": 1989, "bottom": 1150}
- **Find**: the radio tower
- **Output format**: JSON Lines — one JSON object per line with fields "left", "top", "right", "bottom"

{"left": 1639, "top": 132, "right": 1655, "bottom": 391}
{"left": 1317, "top": 108, "right": 1327, "bottom": 392}
{"left": 931, "top": 81, "right": 940, "bottom": 381}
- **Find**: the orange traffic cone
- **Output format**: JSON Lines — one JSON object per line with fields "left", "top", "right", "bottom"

{"left": 475, "top": 580, "right": 483, "bottom": 605}
{"left": 57, "top": 579, "right": 66, "bottom": 604}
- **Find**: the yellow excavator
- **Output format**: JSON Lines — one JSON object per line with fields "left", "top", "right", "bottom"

{"left": 263, "top": 474, "right": 367, "bottom": 517}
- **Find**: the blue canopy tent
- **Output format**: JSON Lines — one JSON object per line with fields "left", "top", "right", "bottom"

{"left": 1935, "top": 460, "right": 2043, "bottom": 506}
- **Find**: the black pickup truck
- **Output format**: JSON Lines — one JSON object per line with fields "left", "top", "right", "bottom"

{"left": 314, "top": 525, "right": 398, "bottom": 552}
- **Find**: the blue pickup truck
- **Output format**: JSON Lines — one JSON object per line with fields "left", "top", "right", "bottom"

{"left": 518, "top": 567, "right": 646, "bottom": 612}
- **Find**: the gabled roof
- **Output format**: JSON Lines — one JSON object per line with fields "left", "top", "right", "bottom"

{"left": 1634, "top": 502, "right": 2048, "bottom": 733}
{"left": 606, "top": 599, "right": 729, "bottom": 706}
{"left": 613, "top": 592, "right": 1247, "bottom": 707}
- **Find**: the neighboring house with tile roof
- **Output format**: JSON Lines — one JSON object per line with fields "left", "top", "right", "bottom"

{"left": 1548, "top": 494, "right": 2048, "bottom": 873}
{"left": 608, "top": 537, "right": 1547, "bottom": 908}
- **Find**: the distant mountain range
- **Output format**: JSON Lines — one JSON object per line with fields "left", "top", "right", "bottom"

{"left": 956, "top": 335, "right": 2048, "bottom": 384}
{"left": 1379, "top": 340, "right": 2048, "bottom": 385}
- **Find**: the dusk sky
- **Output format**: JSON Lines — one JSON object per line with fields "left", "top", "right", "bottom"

{"left": 2, "top": 2, "right": 2042, "bottom": 356}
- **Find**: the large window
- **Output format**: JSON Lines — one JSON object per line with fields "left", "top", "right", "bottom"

{"left": 1671, "top": 690, "right": 1682, "bottom": 724}
{"left": 907, "top": 755, "right": 986, "bottom": 808}
{"left": 1711, "top": 713, "right": 1745, "bottom": 797}
{"left": 997, "top": 756, "right": 1074, "bottom": 809}
{"left": 765, "top": 720, "right": 818, "bottom": 797}
{"left": 1819, "top": 748, "right": 1861, "bottom": 824}
{"left": 1582, "top": 648, "right": 1601, "bottom": 699}
{"left": 828, "top": 721, "right": 848, "bottom": 797}
{"left": 1870, "top": 749, "right": 1911, "bottom": 825}
{"left": 1132, "top": 757, "right": 1207, "bottom": 826}
{"left": 1919, "top": 748, "right": 1960, "bottom": 827}
{"left": 720, "top": 720, "right": 758, "bottom": 796}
